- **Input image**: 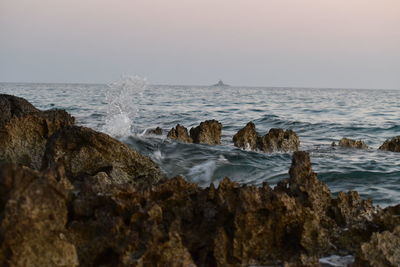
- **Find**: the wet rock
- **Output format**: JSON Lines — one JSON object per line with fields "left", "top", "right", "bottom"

{"left": 0, "top": 163, "right": 78, "bottom": 267}
{"left": 379, "top": 136, "right": 400, "bottom": 152}
{"left": 167, "top": 124, "right": 193, "bottom": 143}
{"left": 338, "top": 138, "right": 368, "bottom": 149}
{"left": 42, "top": 126, "right": 162, "bottom": 186}
{"left": 232, "top": 121, "right": 258, "bottom": 150}
{"left": 189, "top": 120, "right": 222, "bottom": 145}
{"left": 0, "top": 94, "right": 75, "bottom": 169}
{"left": 233, "top": 122, "right": 300, "bottom": 153}
{"left": 354, "top": 226, "right": 400, "bottom": 266}
{"left": 146, "top": 127, "right": 163, "bottom": 135}
{"left": 258, "top": 128, "right": 300, "bottom": 152}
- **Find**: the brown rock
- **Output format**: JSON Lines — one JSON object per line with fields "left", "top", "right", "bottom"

{"left": 189, "top": 120, "right": 222, "bottom": 145}
{"left": 258, "top": 128, "right": 300, "bottom": 152}
{"left": 0, "top": 95, "right": 75, "bottom": 169}
{"left": 146, "top": 127, "right": 163, "bottom": 135}
{"left": 338, "top": 138, "right": 369, "bottom": 149}
{"left": 167, "top": 124, "right": 193, "bottom": 143}
{"left": 42, "top": 126, "right": 162, "bottom": 186}
{"left": 379, "top": 136, "right": 400, "bottom": 152}
{"left": 0, "top": 163, "right": 78, "bottom": 267}
{"left": 354, "top": 226, "right": 400, "bottom": 266}
{"left": 232, "top": 121, "right": 258, "bottom": 150}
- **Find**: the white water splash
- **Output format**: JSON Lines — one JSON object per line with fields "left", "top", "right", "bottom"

{"left": 102, "top": 76, "right": 148, "bottom": 137}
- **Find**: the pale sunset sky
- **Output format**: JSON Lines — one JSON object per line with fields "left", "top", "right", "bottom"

{"left": 1, "top": 0, "right": 399, "bottom": 88}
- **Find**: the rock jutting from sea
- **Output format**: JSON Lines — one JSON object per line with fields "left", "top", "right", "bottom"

{"left": 0, "top": 94, "right": 399, "bottom": 267}
{"left": 233, "top": 121, "right": 300, "bottom": 152}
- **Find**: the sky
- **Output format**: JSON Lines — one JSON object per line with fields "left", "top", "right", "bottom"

{"left": 1, "top": 0, "right": 399, "bottom": 89}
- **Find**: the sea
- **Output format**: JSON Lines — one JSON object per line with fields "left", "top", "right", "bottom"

{"left": 1, "top": 77, "right": 399, "bottom": 209}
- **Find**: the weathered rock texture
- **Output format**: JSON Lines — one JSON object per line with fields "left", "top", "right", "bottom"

{"left": 232, "top": 121, "right": 258, "bottom": 150}
{"left": 0, "top": 94, "right": 75, "bottom": 169}
{"left": 379, "top": 136, "right": 400, "bottom": 152}
{"left": 354, "top": 226, "right": 400, "bottom": 266}
{"left": 190, "top": 120, "right": 222, "bottom": 145}
{"left": 167, "top": 124, "right": 193, "bottom": 143}
{"left": 233, "top": 122, "right": 299, "bottom": 153}
{"left": 259, "top": 128, "right": 300, "bottom": 152}
{"left": 1, "top": 95, "right": 400, "bottom": 267}
{"left": 43, "top": 126, "right": 162, "bottom": 186}
{"left": 0, "top": 163, "right": 78, "bottom": 267}
{"left": 338, "top": 138, "right": 369, "bottom": 149}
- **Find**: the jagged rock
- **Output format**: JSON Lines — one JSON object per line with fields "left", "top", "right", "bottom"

{"left": 42, "top": 126, "right": 162, "bottom": 186}
{"left": 354, "top": 226, "right": 400, "bottom": 266}
{"left": 232, "top": 122, "right": 258, "bottom": 150}
{"left": 338, "top": 138, "right": 368, "bottom": 149}
{"left": 146, "top": 127, "right": 163, "bottom": 135}
{"left": 379, "top": 136, "right": 400, "bottom": 152}
{"left": 258, "top": 128, "right": 300, "bottom": 152}
{"left": 189, "top": 120, "right": 222, "bottom": 145}
{"left": 0, "top": 94, "right": 75, "bottom": 169}
{"left": 0, "top": 163, "right": 78, "bottom": 267}
{"left": 167, "top": 124, "right": 193, "bottom": 143}
{"left": 233, "top": 122, "right": 299, "bottom": 153}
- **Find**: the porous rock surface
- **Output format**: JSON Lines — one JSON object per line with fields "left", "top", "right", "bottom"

{"left": 42, "top": 126, "right": 162, "bottom": 186}
{"left": 233, "top": 122, "right": 299, "bottom": 152}
{"left": 379, "top": 136, "right": 400, "bottom": 152}
{"left": 167, "top": 124, "right": 193, "bottom": 143}
{"left": 0, "top": 94, "right": 75, "bottom": 169}
{"left": 0, "top": 95, "right": 399, "bottom": 266}
{"left": 232, "top": 121, "right": 258, "bottom": 150}
{"left": 338, "top": 138, "right": 369, "bottom": 149}
{"left": 189, "top": 120, "right": 222, "bottom": 145}
{"left": 0, "top": 163, "right": 78, "bottom": 267}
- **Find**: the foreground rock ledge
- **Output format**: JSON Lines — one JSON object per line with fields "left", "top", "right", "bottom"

{"left": 0, "top": 94, "right": 75, "bottom": 169}
{"left": 0, "top": 95, "right": 399, "bottom": 266}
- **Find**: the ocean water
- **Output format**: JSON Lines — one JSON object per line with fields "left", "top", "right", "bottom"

{"left": 1, "top": 79, "right": 399, "bottom": 207}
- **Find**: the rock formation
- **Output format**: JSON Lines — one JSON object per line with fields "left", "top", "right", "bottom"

{"left": 0, "top": 94, "right": 75, "bottom": 169}
{"left": 233, "top": 122, "right": 299, "bottom": 153}
{"left": 146, "top": 127, "right": 163, "bottom": 135}
{"left": 232, "top": 121, "right": 258, "bottom": 150}
{"left": 379, "top": 136, "right": 400, "bottom": 152}
{"left": 338, "top": 138, "right": 369, "bottom": 149}
{"left": 42, "top": 126, "right": 162, "bottom": 186}
{"left": 167, "top": 124, "right": 193, "bottom": 143}
{"left": 189, "top": 120, "right": 222, "bottom": 145}
{"left": 259, "top": 128, "right": 300, "bottom": 152}
{"left": 0, "top": 163, "right": 79, "bottom": 267}
{"left": 0, "top": 95, "right": 399, "bottom": 266}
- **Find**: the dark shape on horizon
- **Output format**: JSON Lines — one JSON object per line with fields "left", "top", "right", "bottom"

{"left": 212, "top": 80, "right": 229, "bottom": 87}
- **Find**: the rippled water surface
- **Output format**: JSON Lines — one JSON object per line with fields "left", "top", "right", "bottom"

{"left": 1, "top": 81, "right": 399, "bottom": 207}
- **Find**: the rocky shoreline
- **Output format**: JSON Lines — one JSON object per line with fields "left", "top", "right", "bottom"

{"left": 0, "top": 94, "right": 399, "bottom": 266}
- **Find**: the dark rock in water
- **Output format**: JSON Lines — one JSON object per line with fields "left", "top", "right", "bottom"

{"left": 167, "top": 124, "right": 193, "bottom": 143}
{"left": 42, "top": 126, "right": 162, "bottom": 186}
{"left": 190, "top": 120, "right": 222, "bottom": 145}
{"left": 232, "top": 121, "right": 258, "bottom": 150}
{"left": 146, "top": 127, "right": 163, "bottom": 135}
{"left": 233, "top": 122, "right": 299, "bottom": 153}
{"left": 0, "top": 94, "right": 75, "bottom": 169}
{"left": 258, "top": 128, "right": 300, "bottom": 153}
{"left": 0, "top": 163, "right": 78, "bottom": 267}
{"left": 354, "top": 226, "right": 400, "bottom": 266}
{"left": 379, "top": 136, "right": 400, "bottom": 152}
{"left": 338, "top": 138, "right": 369, "bottom": 149}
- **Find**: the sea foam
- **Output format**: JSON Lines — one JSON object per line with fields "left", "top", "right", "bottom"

{"left": 102, "top": 76, "right": 147, "bottom": 137}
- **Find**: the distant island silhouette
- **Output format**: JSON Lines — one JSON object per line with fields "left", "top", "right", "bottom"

{"left": 212, "top": 80, "right": 229, "bottom": 87}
